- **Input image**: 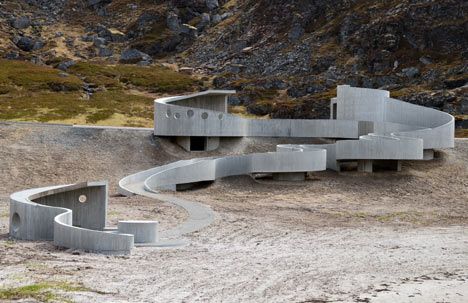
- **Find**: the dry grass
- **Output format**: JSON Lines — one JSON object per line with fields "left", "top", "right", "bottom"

{"left": 0, "top": 59, "right": 200, "bottom": 126}
{"left": 0, "top": 59, "right": 82, "bottom": 92}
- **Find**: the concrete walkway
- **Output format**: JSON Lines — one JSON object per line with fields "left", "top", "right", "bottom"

{"left": 121, "top": 180, "right": 215, "bottom": 240}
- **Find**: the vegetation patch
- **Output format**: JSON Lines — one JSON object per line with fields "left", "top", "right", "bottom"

{"left": 0, "top": 90, "right": 154, "bottom": 126}
{"left": 455, "top": 129, "right": 468, "bottom": 138}
{"left": 0, "top": 59, "right": 82, "bottom": 92}
{"left": 68, "top": 62, "right": 198, "bottom": 92}
{"left": 0, "top": 60, "right": 201, "bottom": 126}
{"left": 0, "top": 281, "right": 102, "bottom": 303}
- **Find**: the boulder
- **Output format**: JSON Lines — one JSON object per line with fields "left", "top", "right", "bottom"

{"left": 11, "top": 16, "right": 31, "bottom": 29}
{"left": 461, "top": 97, "right": 468, "bottom": 114}
{"left": 197, "top": 13, "right": 211, "bottom": 30}
{"left": 179, "top": 67, "right": 194, "bottom": 74}
{"left": 288, "top": 23, "right": 304, "bottom": 41}
{"left": 167, "top": 12, "right": 181, "bottom": 32}
{"left": 119, "top": 48, "right": 152, "bottom": 64}
{"left": 81, "top": 34, "right": 96, "bottom": 42}
{"left": 206, "top": 0, "right": 219, "bottom": 10}
{"left": 401, "top": 67, "right": 420, "bottom": 78}
{"left": 93, "top": 37, "right": 106, "bottom": 48}
{"left": 87, "top": 0, "right": 111, "bottom": 7}
{"left": 57, "top": 60, "right": 76, "bottom": 71}
{"left": 181, "top": 24, "right": 198, "bottom": 38}
{"left": 15, "top": 36, "right": 44, "bottom": 52}
{"left": 108, "top": 28, "right": 126, "bottom": 42}
{"left": 98, "top": 47, "right": 113, "bottom": 57}
{"left": 228, "top": 95, "right": 241, "bottom": 106}
{"left": 211, "top": 14, "right": 222, "bottom": 24}
{"left": 419, "top": 56, "right": 432, "bottom": 65}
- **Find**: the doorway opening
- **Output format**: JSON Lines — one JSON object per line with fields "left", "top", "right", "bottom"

{"left": 190, "top": 137, "right": 206, "bottom": 151}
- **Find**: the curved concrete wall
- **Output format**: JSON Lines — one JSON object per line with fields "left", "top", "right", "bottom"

{"left": 9, "top": 181, "right": 150, "bottom": 255}
{"left": 143, "top": 150, "right": 326, "bottom": 192}
{"left": 123, "top": 84, "right": 456, "bottom": 193}
{"left": 155, "top": 91, "right": 361, "bottom": 139}
{"left": 116, "top": 85, "right": 456, "bottom": 242}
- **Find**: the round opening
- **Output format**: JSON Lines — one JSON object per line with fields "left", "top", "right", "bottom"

{"left": 78, "top": 195, "right": 87, "bottom": 203}
{"left": 218, "top": 113, "right": 224, "bottom": 120}
{"left": 187, "top": 110, "right": 194, "bottom": 118}
{"left": 11, "top": 213, "right": 20, "bottom": 233}
{"left": 174, "top": 113, "right": 181, "bottom": 119}
{"left": 201, "top": 112, "right": 208, "bottom": 120}
{"left": 165, "top": 109, "right": 171, "bottom": 118}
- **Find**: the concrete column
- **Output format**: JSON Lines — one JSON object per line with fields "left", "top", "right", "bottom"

{"left": 206, "top": 137, "right": 220, "bottom": 151}
{"left": 423, "top": 149, "right": 434, "bottom": 160}
{"left": 357, "top": 160, "right": 373, "bottom": 172}
{"left": 176, "top": 136, "right": 191, "bottom": 151}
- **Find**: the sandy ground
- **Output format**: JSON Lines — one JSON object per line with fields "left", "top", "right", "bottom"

{"left": 0, "top": 122, "right": 467, "bottom": 302}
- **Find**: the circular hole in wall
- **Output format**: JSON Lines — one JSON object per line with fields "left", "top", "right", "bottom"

{"left": 218, "top": 113, "right": 224, "bottom": 120}
{"left": 78, "top": 195, "right": 87, "bottom": 203}
{"left": 165, "top": 109, "right": 171, "bottom": 118}
{"left": 174, "top": 113, "right": 181, "bottom": 119}
{"left": 187, "top": 110, "right": 194, "bottom": 118}
{"left": 11, "top": 213, "right": 20, "bottom": 233}
{"left": 201, "top": 112, "right": 209, "bottom": 119}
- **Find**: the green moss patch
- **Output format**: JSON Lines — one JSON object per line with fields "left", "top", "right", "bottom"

{"left": 68, "top": 62, "right": 197, "bottom": 93}
{"left": 0, "top": 281, "right": 101, "bottom": 302}
{"left": 0, "top": 59, "right": 200, "bottom": 126}
{"left": 0, "top": 59, "right": 82, "bottom": 92}
{"left": 0, "top": 90, "right": 154, "bottom": 126}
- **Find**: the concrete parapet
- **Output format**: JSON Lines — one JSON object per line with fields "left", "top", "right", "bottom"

{"left": 118, "top": 220, "right": 159, "bottom": 244}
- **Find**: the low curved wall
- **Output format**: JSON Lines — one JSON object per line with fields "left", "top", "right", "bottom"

{"left": 10, "top": 182, "right": 134, "bottom": 255}
{"left": 143, "top": 150, "right": 326, "bottom": 192}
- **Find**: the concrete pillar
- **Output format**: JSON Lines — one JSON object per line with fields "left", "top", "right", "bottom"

{"left": 395, "top": 160, "right": 402, "bottom": 172}
{"left": 423, "top": 149, "right": 434, "bottom": 160}
{"left": 272, "top": 172, "right": 306, "bottom": 181}
{"left": 176, "top": 136, "right": 191, "bottom": 151}
{"left": 176, "top": 136, "right": 219, "bottom": 151}
{"left": 357, "top": 160, "right": 373, "bottom": 172}
{"left": 205, "top": 137, "right": 220, "bottom": 151}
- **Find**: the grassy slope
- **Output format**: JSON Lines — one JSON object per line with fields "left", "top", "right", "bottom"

{"left": 0, "top": 60, "right": 199, "bottom": 127}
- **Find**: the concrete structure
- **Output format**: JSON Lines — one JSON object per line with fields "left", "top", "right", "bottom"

{"left": 153, "top": 85, "right": 454, "bottom": 173}
{"left": 11, "top": 85, "right": 455, "bottom": 254}
{"left": 9, "top": 181, "right": 171, "bottom": 255}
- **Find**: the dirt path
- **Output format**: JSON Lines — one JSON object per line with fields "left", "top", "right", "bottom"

{"left": 0, "top": 122, "right": 467, "bottom": 302}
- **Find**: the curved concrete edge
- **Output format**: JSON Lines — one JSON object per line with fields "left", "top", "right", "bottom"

{"left": 118, "top": 150, "right": 327, "bottom": 241}
{"left": 118, "top": 177, "right": 216, "bottom": 240}
{"left": 54, "top": 211, "right": 134, "bottom": 255}
{"left": 143, "top": 150, "right": 326, "bottom": 191}
{"left": 9, "top": 181, "right": 189, "bottom": 255}
{"left": 10, "top": 182, "right": 135, "bottom": 255}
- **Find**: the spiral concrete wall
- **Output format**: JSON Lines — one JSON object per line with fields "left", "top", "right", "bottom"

{"left": 9, "top": 181, "right": 165, "bottom": 255}
{"left": 151, "top": 85, "right": 454, "bottom": 174}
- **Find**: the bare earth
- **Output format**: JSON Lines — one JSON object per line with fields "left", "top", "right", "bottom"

{"left": 0, "top": 122, "right": 467, "bottom": 303}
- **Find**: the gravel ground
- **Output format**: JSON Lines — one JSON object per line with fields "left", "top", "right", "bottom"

{"left": 0, "top": 122, "right": 467, "bottom": 303}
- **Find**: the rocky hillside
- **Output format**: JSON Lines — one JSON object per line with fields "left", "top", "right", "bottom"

{"left": 0, "top": 0, "right": 466, "bottom": 132}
